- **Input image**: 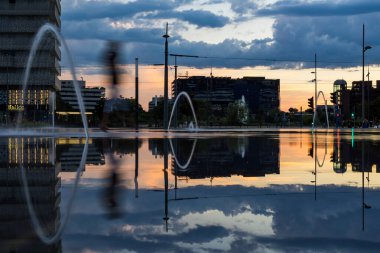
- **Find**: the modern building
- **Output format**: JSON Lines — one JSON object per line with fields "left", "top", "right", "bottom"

{"left": 332, "top": 79, "right": 380, "bottom": 121}
{"left": 57, "top": 80, "right": 105, "bottom": 112}
{"left": 173, "top": 76, "right": 280, "bottom": 116}
{"left": 0, "top": 0, "right": 61, "bottom": 123}
{"left": 148, "top": 95, "right": 165, "bottom": 112}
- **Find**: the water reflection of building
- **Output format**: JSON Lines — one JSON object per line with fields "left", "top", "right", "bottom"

{"left": 56, "top": 138, "right": 105, "bottom": 172}
{"left": 332, "top": 137, "right": 380, "bottom": 173}
{"left": 170, "top": 137, "right": 280, "bottom": 179}
{"left": 0, "top": 137, "right": 61, "bottom": 252}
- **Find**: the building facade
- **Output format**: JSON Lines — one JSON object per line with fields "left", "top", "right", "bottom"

{"left": 58, "top": 80, "right": 105, "bottom": 112}
{"left": 173, "top": 76, "right": 280, "bottom": 116}
{"left": 332, "top": 79, "right": 380, "bottom": 122}
{"left": 0, "top": 0, "right": 61, "bottom": 123}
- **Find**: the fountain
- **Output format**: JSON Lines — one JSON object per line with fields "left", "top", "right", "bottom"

{"left": 168, "top": 91, "right": 198, "bottom": 131}
{"left": 312, "top": 91, "right": 330, "bottom": 129}
{"left": 237, "top": 95, "right": 249, "bottom": 125}
{"left": 15, "top": 23, "right": 89, "bottom": 244}
{"left": 17, "top": 23, "right": 89, "bottom": 138}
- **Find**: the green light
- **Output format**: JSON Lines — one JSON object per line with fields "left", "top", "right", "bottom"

{"left": 351, "top": 128, "right": 354, "bottom": 147}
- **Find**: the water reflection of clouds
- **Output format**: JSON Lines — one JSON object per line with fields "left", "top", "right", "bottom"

{"left": 62, "top": 184, "right": 380, "bottom": 252}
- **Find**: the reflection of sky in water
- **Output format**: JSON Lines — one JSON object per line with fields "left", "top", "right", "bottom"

{"left": 2, "top": 132, "right": 380, "bottom": 252}
{"left": 62, "top": 184, "right": 380, "bottom": 253}
{"left": 60, "top": 131, "right": 380, "bottom": 252}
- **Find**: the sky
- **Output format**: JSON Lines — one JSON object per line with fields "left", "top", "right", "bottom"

{"left": 60, "top": 0, "right": 380, "bottom": 111}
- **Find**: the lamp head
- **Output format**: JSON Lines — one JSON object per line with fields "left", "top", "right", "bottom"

{"left": 364, "top": 45, "right": 372, "bottom": 52}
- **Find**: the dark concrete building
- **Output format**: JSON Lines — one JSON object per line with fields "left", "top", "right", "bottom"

{"left": 173, "top": 76, "right": 280, "bottom": 116}
{"left": 0, "top": 0, "right": 61, "bottom": 123}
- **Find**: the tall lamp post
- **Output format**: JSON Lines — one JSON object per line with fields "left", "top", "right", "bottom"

{"left": 362, "top": 24, "right": 372, "bottom": 124}
{"left": 311, "top": 53, "right": 317, "bottom": 127}
{"left": 163, "top": 23, "right": 170, "bottom": 130}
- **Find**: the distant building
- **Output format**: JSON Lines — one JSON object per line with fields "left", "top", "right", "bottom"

{"left": 148, "top": 95, "right": 164, "bottom": 112}
{"left": 0, "top": 0, "right": 61, "bottom": 123}
{"left": 58, "top": 80, "right": 105, "bottom": 112}
{"left": 173, "top": 76, "right": 280, "bottom": 116}
{"left": 332, "top": 79, "right": 380, "bottom": 121}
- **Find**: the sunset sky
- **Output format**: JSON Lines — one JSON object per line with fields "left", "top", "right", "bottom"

{"left": 60, "top": 0, "right": 380, "bottom": 111}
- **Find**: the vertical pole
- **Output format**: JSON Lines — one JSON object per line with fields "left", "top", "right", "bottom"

{"left": 135, "top": 58, "right": 139, "bottom": 131}
{"left": 362, "top": 24, "right": 365, "bottom": 123}
{"left": 367, "top": 65, "right": 370, "bottom": 123}
{"left": 52, "top": 91, "right": 55, "bottom": 129}
{"left": 173, "top": 56, "right": 177, "bottom": 128}
{"left": 163, "top": 23, "right": 170, "bottom": 130}
{"left": 314, "top": 53, "right": 317, "bottom": 117}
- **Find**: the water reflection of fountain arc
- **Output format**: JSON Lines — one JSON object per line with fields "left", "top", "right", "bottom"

{"left": 169, "top": 138, "right": 197, "bottom": 170}
{"left": 17, "top": 23, "right": 89, "bottom": 138}
{"left": 314, "top": 132, "right": 328, "bottom": 168}
{"left": 168, "top": 91, "right": 198, "bottom": 131}
{"left": 312, "top": 91, "right": 330, "bottom": 129}
{"left": 20, "top": 138, "right": 89, "bottom": 245}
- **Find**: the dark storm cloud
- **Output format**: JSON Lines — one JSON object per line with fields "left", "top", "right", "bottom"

{"left": 144, "top": 9, "right": 230, "bottom": 28}
{"left": 62, "top": 0, "right": 174, "bottom": 21}
{"left": 256, "top": 0, "right": 380, "bottom": 17}
{"left": 62, "top": 0, "right": 228, "bottom": 29}
{"left": 60, "top": 0, "right": 380, "bottom": 70}
{"left": 228, "top": 0, "right": 257, "bottom": 14}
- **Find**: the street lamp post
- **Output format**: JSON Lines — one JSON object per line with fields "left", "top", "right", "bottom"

{"left": 311, "top": 53, "right": 317, "bottom": 127}
{"left": 362, "top": 24, "right": 372, "bottom": 125}
{"left": 163, "top": 23, "right": 170, "bottom": 130}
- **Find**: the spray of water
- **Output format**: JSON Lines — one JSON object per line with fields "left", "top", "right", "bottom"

{"left": 168, "top": 91, "right": 198, "bottom": 131}
{"left": 312, "top": 91, "right": 330, "bottom": 129}
{"left": 17, "top": 23, "right": 88, "bottom": 138}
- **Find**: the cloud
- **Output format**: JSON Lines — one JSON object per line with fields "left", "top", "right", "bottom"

{"left": 143, "top": 9, "right": 230, "bottom": 28}
{"left": 59, "top": 0, "right": 380, "bottom": 70}
{"left": 256, "top": 0, "right": 380, "bottom": 17}
{"left": 62, "top": 0, "right": 174, "bottom": 21}
{"left": 62, "top": 0, "right": 228, "bottom": 29}
{"left": 61, "top": 184, "right": 380, "bottom": 253}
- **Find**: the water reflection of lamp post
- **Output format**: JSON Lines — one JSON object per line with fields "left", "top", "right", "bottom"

{"left": 361, "top": 141, "right": 371, "bottom": 231}
{"left": 362, "top": 24, "right": 372, "bottom": 123}
{"left": 134, "top": 138, "right": 139, "bottom": 198}
{"left": 163, "top": 139, "right": 169, "bottom": 232}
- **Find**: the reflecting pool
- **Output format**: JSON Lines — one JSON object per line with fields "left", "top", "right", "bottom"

{"left": 1, "top": 130, "right": 380, "bottom": 252}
